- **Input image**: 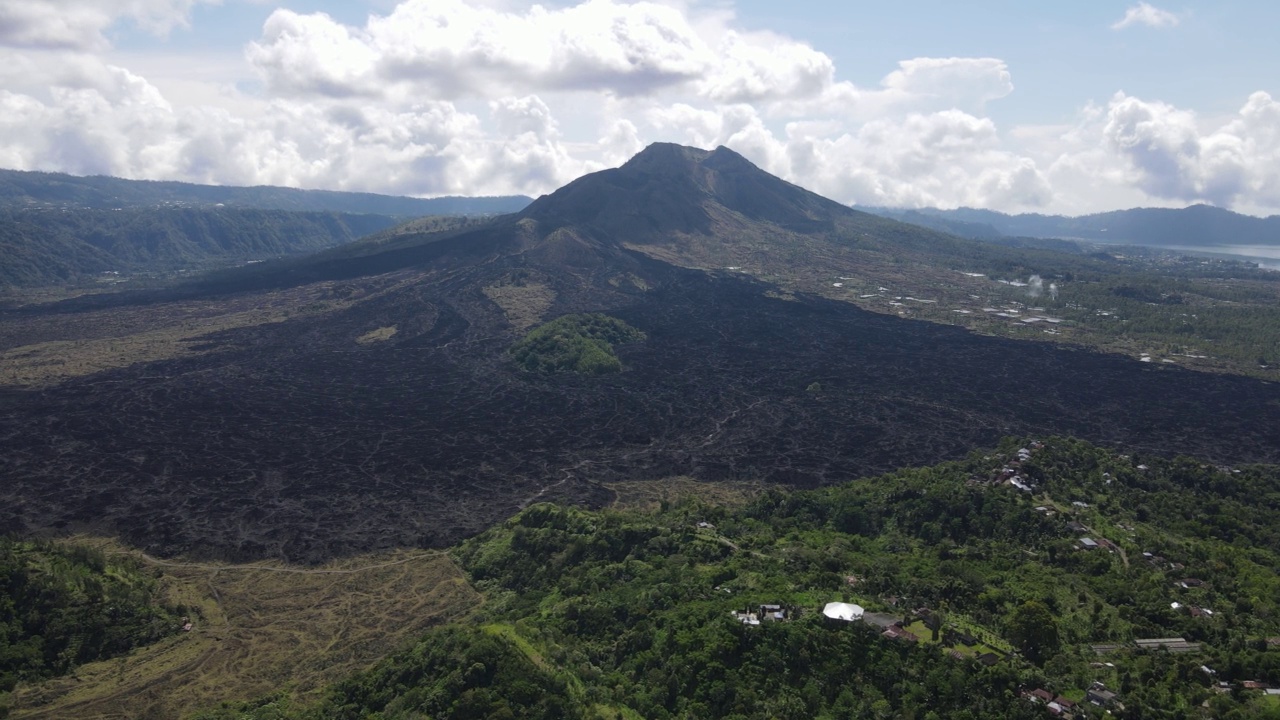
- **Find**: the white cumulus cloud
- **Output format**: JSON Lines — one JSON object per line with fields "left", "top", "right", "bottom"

{"left": 700, "top": 31, "right": 834, "bottom": 104}
{"left": 1111, "top": 3, "right": 1180, "bottom": 30}
{"left": 1101, "top": 91, "right": 1280, "bottom": 208}
{"left": 4, "top": 0, "right": 1280, "bottom": 218}
{"left": 248, "top": 0, "right": 714, "bottom": 100}
{"left": 880, "top": 57, "right": 1014, "bottom": 111}
{"left": 0, "top": 0, "right": 215, "bottom": 51}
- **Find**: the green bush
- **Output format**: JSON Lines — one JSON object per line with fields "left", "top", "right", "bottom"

{"left": 510, "top": 313, "right": 644, "bottom": 375}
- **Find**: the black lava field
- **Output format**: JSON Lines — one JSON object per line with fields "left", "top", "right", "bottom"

{"left": 3, "top": 262, "right": 1277, "bottom": 563}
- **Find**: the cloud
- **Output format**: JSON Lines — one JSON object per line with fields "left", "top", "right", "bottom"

{"left": 248, "top": 0, "right": 714, "bottom": 100}
{"left": 699, "top": 31, "right": 834, "bottom": 104}
{"left": 1101, "top": 92, "right": 1274, "bottom": 207}
{"left": 796, "top": 109, "right": 1053, "bottom": 210}
{"left": 880, "top": 57, "right": 1014, "bottom": 111}
{"left": 246, "top": 10, "right": 380, "bottom": 98}
{"left": 649, "top": 102, "right": 1052, "bottom": 211}
{"left": 0, "top": 0, "right": 213, "bottom": 51}
{"left": 7, "top": 0, "right": 1280, "bottom": 217}
{"left": 766, "top": 56, "right": 1014, "bottom": 122}
{"left": 247, "top": 0, "right": 860, "bottom": 109}
{"left": 0, "top": 50, "right": 587, "bottom": 196}
{"left": 1007, "top": 90, "right": 1280, "bottom": 214}
{"left": 1111, "top": 3, "right": 1180, "bottom": 30}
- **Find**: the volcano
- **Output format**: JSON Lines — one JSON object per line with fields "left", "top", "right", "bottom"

{"left": 2, "top": 143, "right": 1279, "bottom": 563}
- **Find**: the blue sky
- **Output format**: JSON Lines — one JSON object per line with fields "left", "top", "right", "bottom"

{"left": 3, "top": 0, "right": 1279, "bottom": 215}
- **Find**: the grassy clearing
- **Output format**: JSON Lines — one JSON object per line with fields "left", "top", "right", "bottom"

{"left": 0, "top": 273, "right": 428, "bottom": 387}
{"left": 0, "top": 307, "right": 293, "bottom": 386}
{"left": 482, "top": 281, "right": 555, "bottom": 331}
{"left": 481, "top": 623, "right": 645, "bottom": 720}
{"left": 10, "top": 537, "right": 482, "bottom": 720}
{"left": 356, "top": 325, "right": 397, "bottom": 344}
{"left": 481, "top": 623, "right": 550, "bottom": 672}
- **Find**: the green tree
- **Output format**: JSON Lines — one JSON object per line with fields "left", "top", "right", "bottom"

{"left": 1006, "top": 600, "right": 1060, "bottom": 664}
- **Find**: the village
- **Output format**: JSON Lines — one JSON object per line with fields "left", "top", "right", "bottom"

{"left": 706, "top": 439, "right": 1280, "bottom": 718}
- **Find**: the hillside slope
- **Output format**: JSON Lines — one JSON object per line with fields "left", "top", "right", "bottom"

{"left": 0, "top": 208, "right": 403, "bottom": 288}
{"left": 186, "top": 437, "right": 1280, "bottom": 720}
{"left": 866, "top": 204, "right": 1280, "bottom": 247}
{"left": 0, "top": 168, "right": 531, "bottom": 215}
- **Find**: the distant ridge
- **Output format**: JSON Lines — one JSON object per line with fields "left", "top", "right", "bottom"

{"left": 861, "top": 204, "right": 1280, "bottom": 248}
{"left": 0, "top": 207, "right": 406, "bottom": 288}
{"left": 0, "top": 168, "right": 532, "bottom": 216}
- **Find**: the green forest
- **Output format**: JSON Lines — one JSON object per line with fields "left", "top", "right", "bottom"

{"left": 192, "top": 438, "right": 1280, "bottom": 720}
{"left": 0, "top": 168, "right": 530, "bottom": 216}
{"left": 0, "top": 208, "right": 401, "bottom": 288}
{"left": 0, "top": 540, "right": 186, "bottom": 696}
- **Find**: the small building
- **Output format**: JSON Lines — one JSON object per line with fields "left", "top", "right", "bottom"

{"left": 1078, "top": 538, "right": 1099, "bottom": 550}
{"left": 1029, "top": 688, "right": 1054, "bottom": 703}
{"left": 1087, "top": 687, "right": 1118, "bottom": 706}
{"left": 1242, "top": 681, "right": 1271, "bottom": 691}
{"left": 1134, "top": 637, "right": 1201, "bottom": 653}
{"left": 977, "top": 652, "right": 1002, "bottom": 666}
{"left": 882, "top": 625, "right": 919, "bottom": 643}
{"left": 761, "top": 605, "right": 786, "bottom": 622}
{"left": 1179, "top": 578, "right": 1205, "bottom": 588}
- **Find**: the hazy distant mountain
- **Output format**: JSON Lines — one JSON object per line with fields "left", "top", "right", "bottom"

{"left": 0, "top": 168, "right": 532, "bottom": 215}
{"left": 0, "top": 207, "right": 404, "bottom": 288}
{"left": 862, "top": 204, "right": 1280, "bottom": 247}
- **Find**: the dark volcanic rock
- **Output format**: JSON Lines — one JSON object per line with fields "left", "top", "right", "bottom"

{"left": 3, "top": 263, "right": 1279, "bottom": 563}
{"left": 2, "top": 143, "right": 1279, "bottom": 563}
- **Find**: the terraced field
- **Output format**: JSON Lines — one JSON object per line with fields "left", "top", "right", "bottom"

{"left": 10, "top": 539, "right": 480, "bottom": 719}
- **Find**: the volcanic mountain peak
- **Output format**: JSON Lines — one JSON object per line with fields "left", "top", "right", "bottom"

{"left": 519, "top": 142, "right": 857, "bottom": 243}
{"left": 616, "top": 141, "right": 714, "bottom": 175}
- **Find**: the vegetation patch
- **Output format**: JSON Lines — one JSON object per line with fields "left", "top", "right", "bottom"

{"left": 605, "top": 476, "right": 775, "bottom": 513}
{"left": 181, "top": 437, "right": 1280, "bottom": 719}
{"left": 0, "top": 540, "right": 185, "bottom": 696}
{"left": 510, "top": 313, "right": 644, "bottom": 374}
{"left": 8, "top": 541, "right": 480, "bottom": 720}
{"left": 482, "top": 278, "right": 556, "bottom": 331}
{"left": 356, "top": 325, "right": 397, "bottom": 344}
